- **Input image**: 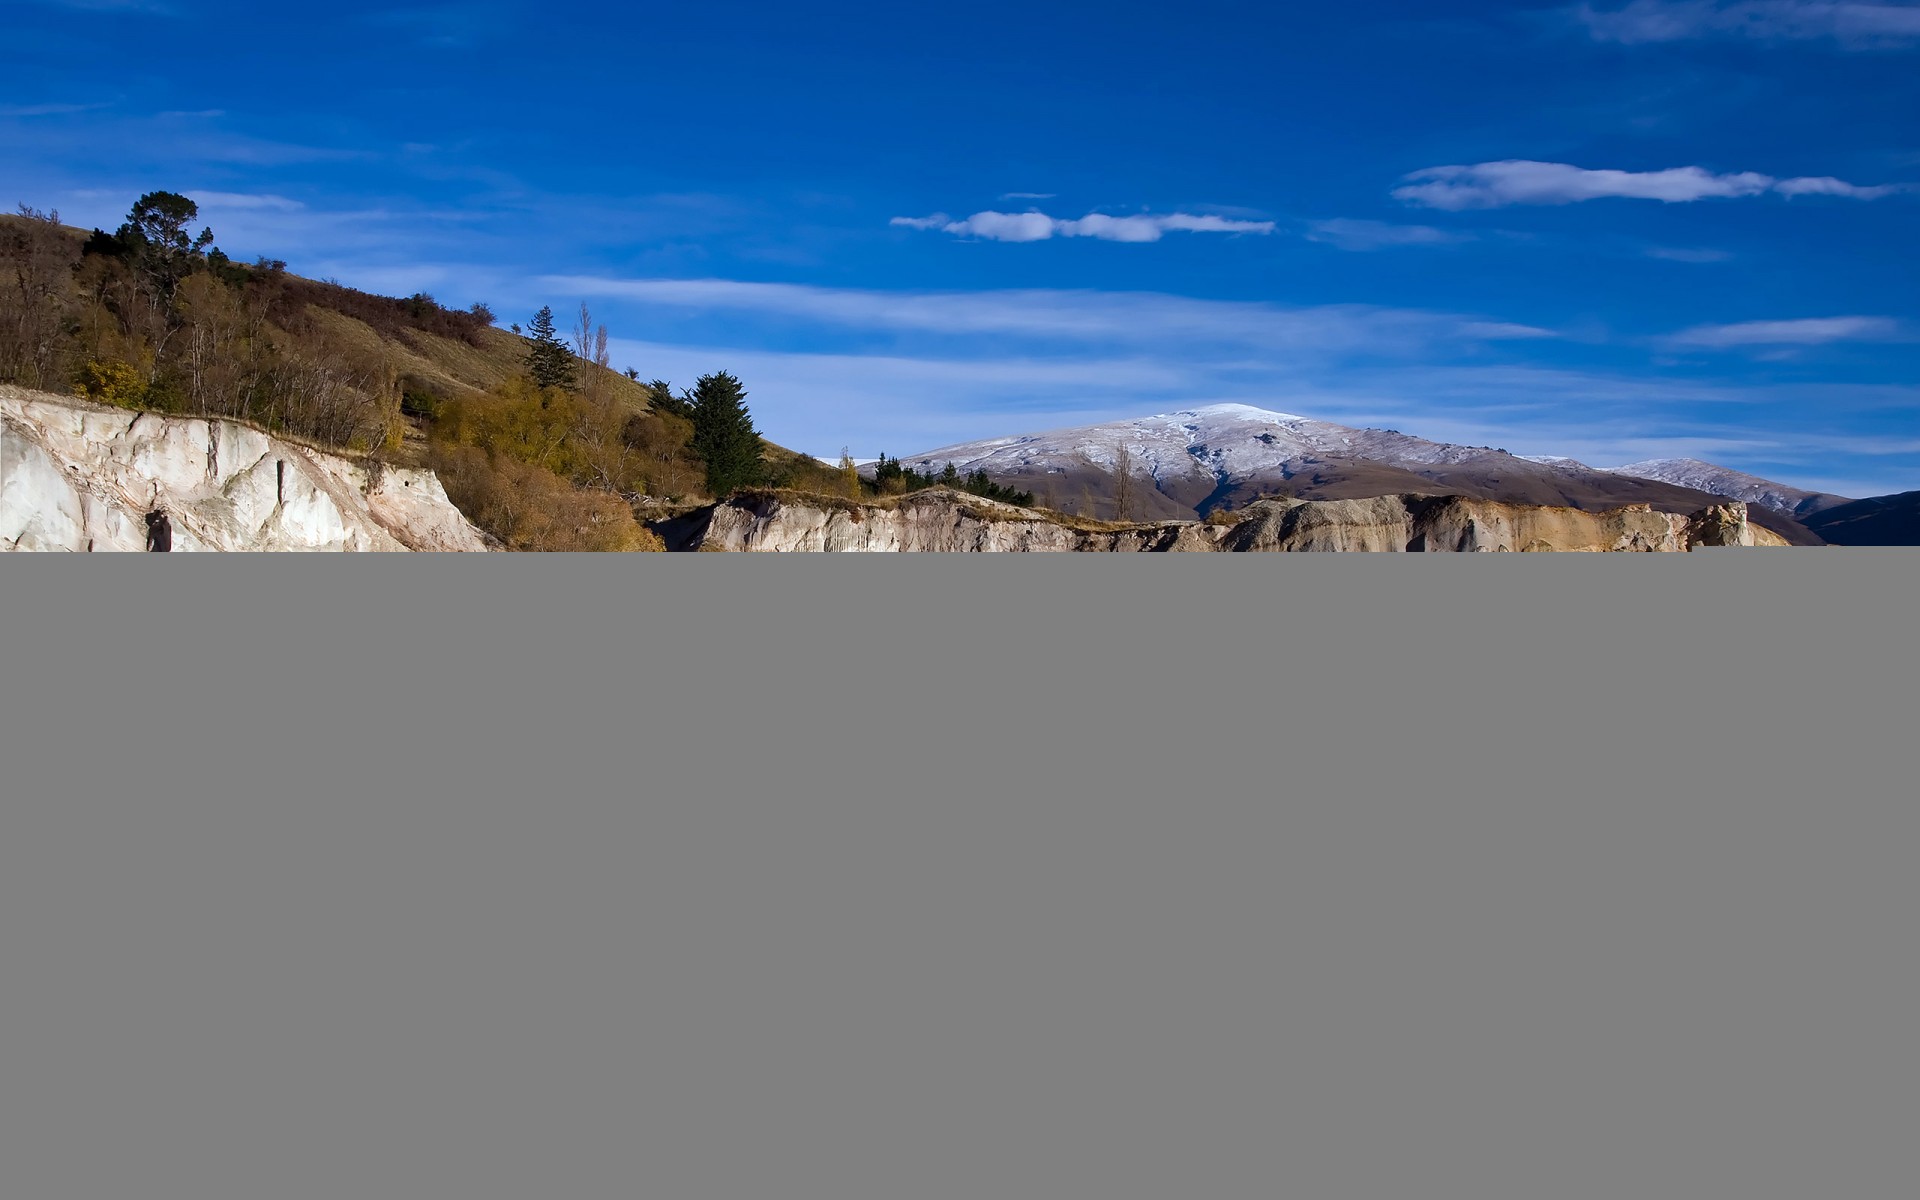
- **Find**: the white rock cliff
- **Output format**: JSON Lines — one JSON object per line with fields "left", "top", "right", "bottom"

{"left": 2, "top": 387, "right": 489, "bottom": 552}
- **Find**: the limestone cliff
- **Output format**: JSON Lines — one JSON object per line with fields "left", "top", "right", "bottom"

{"left": 659, "top": 488, "right": 1789, "bottom": 552}
{"left": 2, "top": 387, "right": 489, "bottom": 552}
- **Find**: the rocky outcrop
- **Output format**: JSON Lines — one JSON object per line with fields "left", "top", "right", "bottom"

{"left": 2, "top": 387, "right": 489, "bottom": 552}
{"left": 660, "top": 488, "right": 1790, "bottom": 553}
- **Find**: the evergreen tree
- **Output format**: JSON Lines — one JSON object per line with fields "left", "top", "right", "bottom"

{"left": 114, "top": 191, "right": 215, "bottom": 311}
{"left": 687, "top": 370, "right": 764, "bottom": 496}
{"left": 645, "top": 378, "right": 694, "bottom": 421}
{"left": 524, "top": 305, "right": 576, "bottom": 390}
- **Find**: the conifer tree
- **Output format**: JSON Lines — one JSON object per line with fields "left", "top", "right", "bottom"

{"left": 687, "top": 370, "right": 764, "bottom": 496}
{"left": 524, "top": 305, "right": 576, "bottom": 390}
{"left": 114, "top": 191, "right": 215, "bottom": 313}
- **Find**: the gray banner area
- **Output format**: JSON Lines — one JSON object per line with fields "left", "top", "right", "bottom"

{"left": 3, "top": 553, "right": 1914, "bottom": 1200}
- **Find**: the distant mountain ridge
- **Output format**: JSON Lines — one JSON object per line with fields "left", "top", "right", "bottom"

{"left": 1801, "top": 491, "right": 1920, "bottom": 547}
{"left": 1601, "top": 458, "right": 1851, "bottom": 519}
{"left": 896, "top": 404, "right": 1833, "bottom": 544}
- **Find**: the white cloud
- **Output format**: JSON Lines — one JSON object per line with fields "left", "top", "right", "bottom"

{"left": 947, "top": 211, "right": 1062, "bottom": 242}
{"left": 999, "top": 192, "right": 1056, "bottom": 200}
{"left": 893, "top": 209, "right": 1277, "bottom": 242}
{"left": 1460, "top": 322, "right": 1562, "bottom": 340}
{"left": 543, "top": 276, "right": 1555, "bottom": 353}
{"left": 26, "top": 0, "right": 178, "bottom": 11}
{"left": 1645, "top": 245, "right": 1736, "bottom": 262}
{"left": 1665, "top": 315, "right": 1909, "bottom": 347}
{"left": 1576, "top": 1, "right": 1920, "bottom": 46}
{"left": 1305, "top": 219, "right": 1473, "bottom": 250}
{"left": 1773, "top": 175, "right": 1900, "bottom": 198}
{"left": 1395, "top": 160, "right": 1901, "bottom": 208}
{"left": 0, "top": 102, "right": 104, "bottom": 118}
{"left": 191, "top": 192, "right": 307, "bottom": 212}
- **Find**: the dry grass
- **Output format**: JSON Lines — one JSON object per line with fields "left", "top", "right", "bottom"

{"left": 297, "top": 312, "right": 655, "bottom": 414}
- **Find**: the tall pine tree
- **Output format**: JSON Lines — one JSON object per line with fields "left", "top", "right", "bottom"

{"left": 688, "top": 371, "right": 764, "bottom": 496}
{"left": 524, "top": 305, "right": 576, "bottom": 391}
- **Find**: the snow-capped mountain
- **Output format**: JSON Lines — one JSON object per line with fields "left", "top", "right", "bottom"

{"left": 1602, "top": 458, "right": 1849, "bottom": 518}
{"left": 901, "top": 403, "right": 1516, "bottom": 484}
{"left": 893, "top": 404, "right": 1829, "bottom": 542}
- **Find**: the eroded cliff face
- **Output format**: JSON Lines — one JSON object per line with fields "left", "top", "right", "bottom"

{"left": 661, "top": 488, "right": 1788, "bottom": 553}
{"left": 1219, "top": 494, "right": 1786, "bottom": 552}
{"left": 2, "top": 387, "right": 489, "bottom": 552}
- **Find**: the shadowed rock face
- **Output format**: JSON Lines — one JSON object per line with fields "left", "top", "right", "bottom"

{"left": 659, "top": 488, "right": 1788, "bottom": 553}
{"left": 2, "top": 387, "right": 490, "bottom": 552}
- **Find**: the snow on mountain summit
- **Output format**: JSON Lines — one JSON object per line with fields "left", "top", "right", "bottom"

{"left": 898, "top": 403, "right": 1524, "bottom": 488}
{"left": 1603, "top": 458, "right": 1848, "bottom": 517}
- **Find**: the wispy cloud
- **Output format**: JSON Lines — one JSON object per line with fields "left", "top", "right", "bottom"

{"left": 190, "top": 191, "right": 306, "bottom": 212}
{"left": 1645, "top": 245, "right": 1736, "bottom": 262}
{"left": 0, "top": 107, "right": 369, "bottom": 174}
{"left": 999, "top": 191, "right": 1056, "bottom": 200}
{"left": 1771, "top": 175, "right": 1900, "bottom": 197}
{"left": 1395, "top": 160, "right": 1903, "bottom": 208}
{"left": 23, "top": 0, "right": 179, "bottom": 12}
{"left": 1665, "top": 315, "right": 1910, "bottom": 347}
{"left": 543, "top": 276, "right": 1555, "bottom": 353}
{"left": 1574, "top": 1, "right": 1920, "bottom": 47}
{"left": 892, "top": 209, "right": 1277, "bottom": 243}
{"left": 1304, "top": 219, "right": 1473, "bottom": 250}
{"left": 363, "top": 5, "right": 510, "bottom": 48}
{"left": 0, "top": 102, "right": 106, "bottom": 118}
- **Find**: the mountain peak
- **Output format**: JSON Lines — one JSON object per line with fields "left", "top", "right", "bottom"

{"left": 1177, "top": 402, "right": 1311, "bottom": 422}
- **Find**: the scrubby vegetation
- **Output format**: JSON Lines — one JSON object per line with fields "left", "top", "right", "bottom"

{"left": 3, "top": 194, "right": 482, "bottom": 452}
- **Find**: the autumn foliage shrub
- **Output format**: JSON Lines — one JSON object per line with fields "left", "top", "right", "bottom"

{"left": 428, "top": 445, "right": 661, "bottom": 551}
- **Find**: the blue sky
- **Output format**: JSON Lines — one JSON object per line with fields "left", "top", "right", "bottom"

{"left": 5, "top": 0, "right": 1917, "bottom": 495}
